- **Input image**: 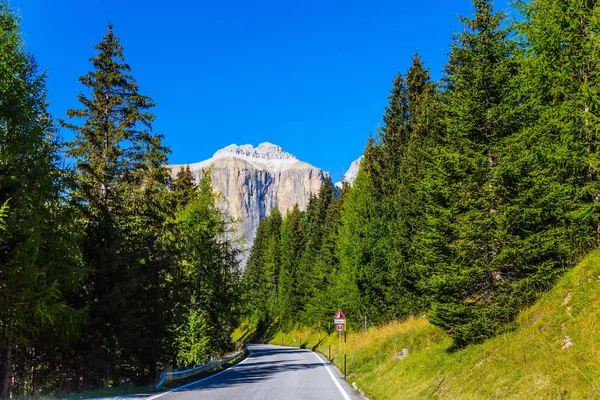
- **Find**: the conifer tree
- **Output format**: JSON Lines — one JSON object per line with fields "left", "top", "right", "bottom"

{"left": 62, "top": 24, "right": 174, "bottom": 384}
{"left": 175, "top": 173, "right": 241, "bottom": 366}
{"left": 381, "top": 72, "right": 409, "bottom": 190}
{"left": 423, "top": 0, "right": 522, "bottom": 346}
{"left": 173, "top": 165, "right": 196, "bottom": 208}
{"left": 298, "top": 179, "right": 335, "bottom": 324}
{"left": 0, "top": 4, "right": 82, "bottom": 396}
{"left": 337, "top": 141, "right": 394, "bottom": 325}
{"left": 242, "top": 220, "right": 271, "bottom": 324}
{"left": 277, "top": 205, "right": 306, "bottom": 328}
{"left": 336, "top": 62, "right": 421, "bottom": 325}
{"left": 482, "top": 0, "right": 600, "bottom": 329}
{"left": 389, "top": 54, "right": 440, "bottom": 318}
{"left": 263, "top": 207, "right": 282, "bottom": 315}
{"left": 306, "top": 188, "right": 346, "bottom": 324}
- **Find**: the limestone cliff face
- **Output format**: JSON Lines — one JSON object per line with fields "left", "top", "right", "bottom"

{"left": 335, "top": 155, "right": 363, "bottom": 189}
{"left": 168, "top": 143, "right": 326, "bottom": 264}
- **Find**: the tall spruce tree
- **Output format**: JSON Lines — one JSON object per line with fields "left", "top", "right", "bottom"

{"left": 277, "top": 205, "right": 306, "bottom": 328}
{"left": 62, "top": 24, "right": 174, "bottom": 384}
{"left": 424, "top": 0, "right": 522, "bottom": 347}
{"left": 263, "top": 207, "right": 282, "bottom": 316}
{"left": 297, "top": 179, "right": 335, "bottom": 324}
{"left": 306, "top": 187, "right": 346, "bottom": 324}
{"left": 173, "top": 165, "right": 196, "bottom": 208}
{"left": 0, "top": 4, "right": 82, "bottom": 397}
{"left": 389, "top": 54, "right": 440, "bottom": 318}
{"left": 241, "top": 220, "right": 271, "bottom": 324}
{"left": 482, "top": 0, "right": 600, "bottom": 330}
{"left": 337, "top": 140, "right": 394, "bottom": 325}
{"left": 336, "top": 64, "right": 419, "bottom": 325}
{"left": 174, "top": 173, "right": 241, "bottom": 366}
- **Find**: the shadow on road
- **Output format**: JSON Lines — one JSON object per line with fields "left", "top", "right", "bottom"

{"left": 249, "top": 347, "right": 308, "bottom": 357}
{"left": 175, "top": 346, "right": 324, "bottom": 392}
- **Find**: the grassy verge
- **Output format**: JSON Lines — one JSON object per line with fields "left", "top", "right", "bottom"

{"left": 256, "top": 250, "right": 600, "bottom": 399}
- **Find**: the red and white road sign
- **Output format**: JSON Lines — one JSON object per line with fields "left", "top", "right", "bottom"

{"left": 334, "top": 309, "right": 346, "bottom": 324}
{"left": 336, "top": 324, "right": 345, "bottom": 332}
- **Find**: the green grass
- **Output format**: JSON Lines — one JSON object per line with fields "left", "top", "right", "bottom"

{"left": 258, "top": 250, "right": 600, "bottom": 399}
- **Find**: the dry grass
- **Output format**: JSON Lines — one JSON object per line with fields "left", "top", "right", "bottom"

{"left": 264, "top": 250, "right": 600, "bottom": 399}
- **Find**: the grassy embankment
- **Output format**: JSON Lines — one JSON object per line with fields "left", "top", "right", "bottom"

{"left": 234, "top": 250, "right": 600, "bottom": 399}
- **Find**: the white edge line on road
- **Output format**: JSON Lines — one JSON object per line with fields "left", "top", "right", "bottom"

{"left": 312, "top": 352, "right": 352, "bottom": 400}
{"left": 146, "top": 350, "right": 253, "bottom": 400}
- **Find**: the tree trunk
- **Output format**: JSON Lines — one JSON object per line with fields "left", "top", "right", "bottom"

{"left": 1, "top": 312, "right": 14, "bottom": 399}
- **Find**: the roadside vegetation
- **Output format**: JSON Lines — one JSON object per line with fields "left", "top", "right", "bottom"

{"left": 240, "top": 249, "right": 600, "bottom": 399}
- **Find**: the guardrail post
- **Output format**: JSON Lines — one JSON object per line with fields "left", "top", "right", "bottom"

{"left": 156, "top": 372, "right": 166, "bottom": 389}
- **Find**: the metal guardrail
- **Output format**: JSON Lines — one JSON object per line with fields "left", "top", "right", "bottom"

{"left": 156, "top": 346, "right": 247, "bottom": 389}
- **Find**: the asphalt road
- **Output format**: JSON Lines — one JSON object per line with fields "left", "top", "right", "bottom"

{"left": 147, "top": 344, "right": 359, "bottom": 400}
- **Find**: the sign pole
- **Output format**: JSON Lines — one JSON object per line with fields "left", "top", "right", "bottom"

{"left": 344, "top": 320, "right": 347, "bottom": 380}
{"left": 333, "top": 309, "right": 346, "bottom": 365}
{"left": 328, "top": 322, "right": 331, "bottom": 361}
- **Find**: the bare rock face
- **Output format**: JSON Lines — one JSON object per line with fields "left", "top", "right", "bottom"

{"left": 335, "top": 155, "right": 363, "bottom": 189}
{"left": 168, "top": 143, "right": 326, "bottom": 267}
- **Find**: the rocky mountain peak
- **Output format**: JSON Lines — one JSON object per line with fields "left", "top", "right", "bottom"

{"left": 336, "top": 155, "right": 363, "bottom": 188}
{"left": 213, "top": 142, "right": 297, "bottom": 161}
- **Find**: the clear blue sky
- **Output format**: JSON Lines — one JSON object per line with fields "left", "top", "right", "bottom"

{"left": 14, "top": 0, "right": 510, "bottom": 181}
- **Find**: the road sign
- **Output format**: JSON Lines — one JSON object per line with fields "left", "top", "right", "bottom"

{"left": 336, "top": 324, "right": 344, "bottom": 332}
{"left": 334, "top": 309, "right": 346, "bottom": 324}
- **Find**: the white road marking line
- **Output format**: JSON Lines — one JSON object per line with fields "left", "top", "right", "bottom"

{"left": 146, "top": 349, "right": 253, "bottom": 400}
{"left": 312, "top": 351, "right": 352, "bottom": 400}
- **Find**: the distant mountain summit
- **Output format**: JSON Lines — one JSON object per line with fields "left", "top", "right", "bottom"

{"left": 336, "top": 156, "right": 363, "bottom": 188}
{"left": 168, "top": 143, "right": 327, "bottom": 267}
{"left": 214, "top": 142, "right": 296, "bottom": 160}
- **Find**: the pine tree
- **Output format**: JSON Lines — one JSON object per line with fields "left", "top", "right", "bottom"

{"left": 513, "top": 0, "right": 600, "bottom": 245}
{"left": 62, "top": 24, "right": 174, "bottom": 384}
{"left": 241, "top": 219, "right": 271, "bottom": 324}
{"left": 173, "top": 165, "right": 196, "bottom": 209}
{"left": 389, "top": 54, "right": 440, "bottom": 319}
{"left": 175, "top": 173, "right": 241, "bottom": 366}
{"left": 381, "top": 72, "right": 409, "bottom": 190}
{"left": 424, "top": 0, "right": 522, "bottom": 347}
{"left": 306, "top": 188, "right": 346, "bottom": 325}
{"left": 0, "top": 4, "right": 82, "bottom": 396}
{"left": 335, "top": 63, "right": 421, "bottom": 326}
{"left": 479, "top": 0, "right": 600, "bottom": 334}
{"left": 277, "top": 205, "right": 306, "bottom": 328}
{"left": 263, "top": 207, "right": 282, "bottom": 315}
{"left": 298, "top": 179, "right": 335, "bottom": 324}
{"left": 337, "top": 140, "right": 394, "bottom": 326}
